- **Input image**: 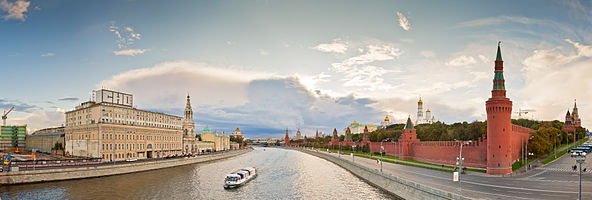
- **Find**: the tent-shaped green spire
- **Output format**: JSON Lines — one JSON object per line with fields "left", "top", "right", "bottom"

{"left": 404, "top": 116, "right": 415, "bottom": 130}
{"left": 496, "top": 41, "right": 502, "bottom": 61}
{"left": 574, "top": 99, "right": 577, "bottom": 109}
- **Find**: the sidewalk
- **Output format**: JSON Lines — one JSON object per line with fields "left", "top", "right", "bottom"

{"left": 304, "top": 147, "right": 488, "bottom": 176}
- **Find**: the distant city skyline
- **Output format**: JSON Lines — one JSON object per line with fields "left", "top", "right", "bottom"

{"left": 1, "top": 0, "right": 591, "bottom": 137}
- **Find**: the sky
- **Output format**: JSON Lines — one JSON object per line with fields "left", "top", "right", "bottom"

{"left": 1, "top": 0, "right": 591, "bottom": 138}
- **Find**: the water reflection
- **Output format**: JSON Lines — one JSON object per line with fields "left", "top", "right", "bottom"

{"left": 1, "top": 147, "right": 393, "bottom": 200}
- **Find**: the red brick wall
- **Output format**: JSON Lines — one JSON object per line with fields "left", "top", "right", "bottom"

{"left": 369, "top": 138, "right": 488, "bottom": 168}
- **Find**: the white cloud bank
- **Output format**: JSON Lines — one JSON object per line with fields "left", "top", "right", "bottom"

{"left": 0, "top": 0, "right": 30, "bottom": 21}
{"left": 98, "top": 61, "right": 385, "bottom": 136}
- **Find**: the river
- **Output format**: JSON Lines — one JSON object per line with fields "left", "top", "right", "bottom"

{"left": 0, "top": 147, "right": 395, "bottom": 199}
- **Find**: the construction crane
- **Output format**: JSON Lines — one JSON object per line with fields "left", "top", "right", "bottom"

{"left": 2, "top": 106, "right": 14, "bottom": 126}
{"left": 514, "top": 108, "right": 535, "bottom": 119}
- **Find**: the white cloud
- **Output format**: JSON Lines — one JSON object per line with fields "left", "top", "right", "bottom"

{"left": 0, "top": 0, "right": 30, "bottom": 21}
{"left": 446, "top": 55, "right": 477, "bottom": 66}
{"left": 11, "top": 108, "right": 65, "bottom": 133}
{"left": 113, "top": 49, "right": 147, "bottom": 56}
{"left": 420, "top": 50, "right": 435, "bottom": 58}
{"left": 396, "top": 12, "right": 411, "bottom": 31}
{"left": 109, "top": 24, "right": 142, "bottom": 49}
{"left": 565, "top": 39, "right": 592, "bottom": 57}
{"left": 333, "top": 44, "right": 403, "bottom": 69}
{"left": 312, "top": 39, "right": 348, "bottom": 54}
{"left": 456, "top": 16, "right": 546, "bottom": 28}
{"left": 520, "top": 39, "right": 592, "bottom": 128}
{"left": 478, "top": 54, "right": 488, "bottom": 63}
{"left": 259, "top": 49, "right": 269, "bottom": 56}
{"left": 40, "top": 52, "right": 55, "bottom": 57}
{"left": 99, "top": 61, "right": 383, "bottom": 136}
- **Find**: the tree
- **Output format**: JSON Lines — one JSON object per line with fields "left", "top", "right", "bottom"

{"left": 528, "top": 127, "right": 562, "bottom": 156}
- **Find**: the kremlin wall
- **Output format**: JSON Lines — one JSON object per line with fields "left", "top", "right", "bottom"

{"left": 286, "top": 43, "right": 535, "bottom": 175}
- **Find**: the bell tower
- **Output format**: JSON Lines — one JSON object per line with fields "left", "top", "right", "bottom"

{"left": 486, "top": 42, "right": 513, "bottom": 175}
{"left": 183, "top": 94, "right": 195, "bottom": 137}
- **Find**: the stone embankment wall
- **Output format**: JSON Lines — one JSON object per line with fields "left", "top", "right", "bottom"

{"left": 0, "top": 148, "right": 252, "bottom": 185}
{"left": 296, "top": 149, "right": 470, "bottom": 200}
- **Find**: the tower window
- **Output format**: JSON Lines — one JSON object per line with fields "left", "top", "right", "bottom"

{"left": 499, "top": 145, "right": 501, "bottom": 149}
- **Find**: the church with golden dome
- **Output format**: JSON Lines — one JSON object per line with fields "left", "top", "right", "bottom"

{"left": 416, "top": 97, "right": 436, "bottom": 124}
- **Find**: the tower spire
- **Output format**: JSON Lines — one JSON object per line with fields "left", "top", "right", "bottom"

{"left": 574, "top": 99, "right": 577, "bottom": 109}
{"left": 496, "top": 41, "right": 502, "bottom": 61}
{"left": 492, "top": 41, "right": 506, "bottom": 97}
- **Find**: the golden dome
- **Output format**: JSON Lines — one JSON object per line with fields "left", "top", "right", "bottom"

{"left": 426, "top": 109, "right": 431, "bottom": 112}
{"left": 353, "top": 120, "right": 357, "bottom": 124}
{"left": 384, "top": 115, "right": 390, "bottom": 121}
{"left": 418, "top": 97, "right": 423, "bottom": 103}
{"left": 235, "top": 128, "right": 241, "bottom": 132}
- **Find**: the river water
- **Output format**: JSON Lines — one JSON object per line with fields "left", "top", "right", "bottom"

{"left": 0, "top": 147, "right": 394, "bottom": 199}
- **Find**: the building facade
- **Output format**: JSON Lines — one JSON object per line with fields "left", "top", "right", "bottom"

{"left": 201, "top": 127, "right": 230, "bottom": 151}
{"left": 26, "top": 132, "right": 65, "bottom": 154}
{"left": 65, "top": 89, "right": 184, "bottom": 161}
{"left": 0, "top": 125, "right": 26, "bottom": 151}
{"left": 346, "top": 121, "right": 378, "bottom": 134}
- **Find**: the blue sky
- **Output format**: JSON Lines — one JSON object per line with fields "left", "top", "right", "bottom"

{"left": 1, "top": 0, "right": 591, "bottom": 138}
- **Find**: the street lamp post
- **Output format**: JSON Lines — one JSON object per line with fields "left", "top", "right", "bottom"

{"left": 571, "top": 151, "right": 586, "bottom": 200}
{"left": 525, "top": 135, "right": 534, "bottom": 171}
{"left": 456, "top": 140, "right": 471, "bottom": 199}
{"left": 380, "top": 138, "right": 389, "bottom": 174}
{"left": 554, "top": 133, "right": 561, "bottom": 159}
{"left": 339, "top": 142, "right": 342, "bottom": 158}
{"left": 352, "top": 145, "right": 356, "bottom": 163}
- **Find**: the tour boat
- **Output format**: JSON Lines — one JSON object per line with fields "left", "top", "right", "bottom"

{"left": 224, "top": 167, "right": 257, "bottom": 189}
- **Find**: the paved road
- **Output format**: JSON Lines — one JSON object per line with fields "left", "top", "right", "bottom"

{"left": 306, "top": 149, "right": 591, "bottom": 199}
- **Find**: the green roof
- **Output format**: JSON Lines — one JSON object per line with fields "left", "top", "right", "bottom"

{"left": 404, "top": 117, "right": 415, "bottom": 130}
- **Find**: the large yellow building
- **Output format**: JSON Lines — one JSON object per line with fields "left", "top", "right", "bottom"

{"left": 200, "top": 127, "right": 230, "bottom": 151}
{"left": 65, "top": 89, "right": 184, "bottom": 161}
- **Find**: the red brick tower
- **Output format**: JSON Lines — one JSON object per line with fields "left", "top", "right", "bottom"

{"left": 343, "top": 127, "right": 353, "bottom": 145}
{"left": 330, "top": 128, "right": 340, "bottom": 145}
{"left": 486, "top": 42, "right": 514, "bottom": 175}
{"left": 563, "top": 110, "right": 576, "bottom": 143}
{"left": 284, "top": 128, "right": 290, "bottom": 146}
{"left": 573, "top": 99, "right": 581, "bottom": 127}
{"left": 399, "top": 116, "right": 419, "bottom": 159}
{"left": 362, "top": 126, "right": 370, "bottom": 145}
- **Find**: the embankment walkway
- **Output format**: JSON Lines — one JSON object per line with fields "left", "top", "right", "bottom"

{"left": 289, "top": 147, "right": 468, "bottom": 200}
{"left": 0, "top": 148, "right": 252, "bottom": 185}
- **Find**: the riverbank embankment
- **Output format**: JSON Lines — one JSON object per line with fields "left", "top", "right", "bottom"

{"left": 290, "top": 148, "right": 469, "bottom": 200}
{"left": 0, "top": 148, "right": 252, "bottom": 185}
